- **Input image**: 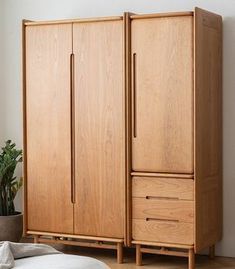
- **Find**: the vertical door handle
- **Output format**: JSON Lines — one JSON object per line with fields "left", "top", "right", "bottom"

{"left": 70, "top": 53, "right": 75, "bottom": 204}
{"left": 132, "top": 53, "right": 137, "bottom": 138}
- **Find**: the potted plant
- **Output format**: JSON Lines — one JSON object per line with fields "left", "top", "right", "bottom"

{"left": 0, "top": 140, "right": 23, "bottom": 242}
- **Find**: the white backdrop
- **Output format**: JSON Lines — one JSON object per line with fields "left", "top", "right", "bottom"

{"left": 0, "top": 0, "right": 235, "bottom": 258}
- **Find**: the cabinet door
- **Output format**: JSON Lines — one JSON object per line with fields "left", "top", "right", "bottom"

{"left": 25, "top": 24, "right": 73, "bottom": 233}
{"left": 131, "top": 16, "right": 194, "bottom": 173}
{"left": 73, "top": 20, "right": 125, "bottom": 238}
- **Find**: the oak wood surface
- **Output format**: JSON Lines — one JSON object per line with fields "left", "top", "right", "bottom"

{"left": 132, "top": 219, "right": 194, "bottom": 245}
{"left": 73, "top": 19, "right": 125, "bottom": 238}
{"left": 27, "top": 231, "right": 123, "bottom": 242}
{"left": 130, "top": 11, "right": 193, "bottom": 19}
{"left": 194, "top": 7, "right": 223, "bottom": 252}
{"left": 25, "top": 24, "right": 73, "bottom": 233}
{"left": 131, "top": 172, "right": 194, "bottom": 179}
{"left": 132, "top": 240, "right": 193, "bottom": 249}
{"left": 131, "top": 15, "right": 194, "bottom": 173}
{"left": 24, "top": 16, "right": 123, "bottom": 26}
{"left": 136, "top": 244, "right": 142, "bottom": 266}
{"left": 124, "top": 12, "right": 133, "bottom": 246}
{"left": 132, "top": 177, "right": 194, "bottom": 200}
{"left": 133, "top": 198, "right": 194, "bottom": 223}
{"left": 189, "top": 248, "right": 195, "bottom": 269}
{"left": 140, "top": 247, "right": 189, "bottom": 257}
{"left": 38, "top": 238, "right": 117, "bottom": 249}
{"left": 22, "top": 19, "right": 31, "bottom": 235}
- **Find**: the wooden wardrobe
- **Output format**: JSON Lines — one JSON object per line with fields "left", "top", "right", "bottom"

{"left": 23, "top": 7, "right": 222, "bottom": 269}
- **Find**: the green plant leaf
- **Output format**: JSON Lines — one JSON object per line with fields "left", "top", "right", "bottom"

{"left": 0, "top": 140, "right": 23, "bottom": 216}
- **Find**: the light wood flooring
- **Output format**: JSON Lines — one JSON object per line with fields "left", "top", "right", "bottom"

{"left": 22, "top": 238, "right": 235, "bottom": 268}
{"left": 63, "top": 246, "right": 235, "bottom": 269}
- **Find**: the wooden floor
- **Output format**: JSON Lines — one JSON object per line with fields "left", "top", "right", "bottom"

{"left": 22, "top": 238, "right": 234, "bottom": 268}
{"left": 61, "top": 246, "right": 235, "bottom": 269}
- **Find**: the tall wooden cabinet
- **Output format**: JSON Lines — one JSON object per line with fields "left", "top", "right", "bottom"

{"left": 23, "top": 7, "right": 222, "bottom": 269}
{"left": 128, "top": 8, "right": 222, "bottom": 269}
{"left": 23, "top": 16, "right": 125, "bottom": 262}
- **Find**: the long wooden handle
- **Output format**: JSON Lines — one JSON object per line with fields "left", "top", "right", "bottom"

{"left": 146, "top": 196, "right": 179, "bottom": 201}
{"left": 132, "top": 53, "right": 137, "bottom": 138}
{"left": 146, "top": 218, "right": 179, "bottom": 223}
{"left": 70, "top": 53, "right": 75, "bottom": 204}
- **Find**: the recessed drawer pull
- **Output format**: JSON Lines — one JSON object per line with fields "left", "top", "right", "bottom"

{"left": 145, "top": 196, "right": 179, "bottom": 201}
{"left": 146, "top": 218, "right": 179, "bottom": 223}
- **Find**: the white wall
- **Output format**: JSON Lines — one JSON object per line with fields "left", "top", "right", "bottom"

{"left": 0, "top": 0, "right": 5, "bottom": 146}
{"left": 0, "top": 0, "right": 235, "bottom": 258}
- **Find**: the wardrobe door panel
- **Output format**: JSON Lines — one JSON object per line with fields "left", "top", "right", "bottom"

{"left": 131, "top": 16, "right": 194, "bottom": 173}
{"left": 73, "top": 20, "right": 125, "bottom": 238}
{"left": 25, "top": 24, "right": 73, "bottom": 233}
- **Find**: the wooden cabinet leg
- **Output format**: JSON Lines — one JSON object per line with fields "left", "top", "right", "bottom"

{"left": 33, "top": 235, "right": 39, "bottom": 243}
{"left": 117, "top": 242, "right": 123, "bottom": 264}
{"left": 209, "top": 245, "right": 215, "bottom": 259}
{"left": 136, "top": 244, "right": 142, "bottom": 266}
{"left": 188, "top": 249, "right": 195, "bottom": 269}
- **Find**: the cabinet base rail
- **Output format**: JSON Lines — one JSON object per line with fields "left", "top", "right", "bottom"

{"left": 134, "top": 243, "right": 216, "bottom": 269}
{"left": 29, "top": 232, "right": 123, "bottom": 264}
{"left": 135, "top": 243, "right": 195, "bottom": 269}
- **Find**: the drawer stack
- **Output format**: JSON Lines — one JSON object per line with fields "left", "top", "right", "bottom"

{"left": 132, "top": 176, "right": 194, "bottom": 245}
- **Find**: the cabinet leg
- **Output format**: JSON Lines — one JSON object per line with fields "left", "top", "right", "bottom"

{"left": 33, "top": 235, "right": 39, "bottom": 243}
{"left": 188, "top": 249, "right": 195, "bottom": 269}
{"left": 136, "top": 244, "right": 142, "bottom": 266}
{"left": 209, "top": 245, "right": 215, "bottom": 259}
{"left": 117, "top": 242, "right": 123, "bottom": 264}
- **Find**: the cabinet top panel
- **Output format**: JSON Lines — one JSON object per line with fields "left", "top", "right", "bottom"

{"left": 23, "top": 8, "right": 221, "bottom": 27}
{"left": 130, "top": 11, "right": 193, "bottom": 19}
{"left": 23, "top": 11, "right": 192, "bottom": 26}
{"left": 24, "top": 16, "right": 123, "bottom": 26}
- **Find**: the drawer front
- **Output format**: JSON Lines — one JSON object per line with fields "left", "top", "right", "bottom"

{"left": 132, "top": 177, "right": 194, "bottom": 200}
{"left": 133, "top": 219, "right": 194, "bottom": 245}
{"left": 133, "top": 198, "right": 194, "bottom": 223}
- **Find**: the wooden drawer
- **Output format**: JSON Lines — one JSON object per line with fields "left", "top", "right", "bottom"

{"left": 132, "top": 177, "right": 194, "bottom": 200}
{"left": 133, "top": 219, "right": 194, "bottom": 245}
{"left": 133, "top": 198, "right": 194, "bottom": 223}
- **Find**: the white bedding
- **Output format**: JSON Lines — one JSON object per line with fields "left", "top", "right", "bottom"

{"left": 14, "top": 254, "right": 109, "bottom": 269}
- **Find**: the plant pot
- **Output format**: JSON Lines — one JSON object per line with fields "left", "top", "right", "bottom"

{"left": 0, "top": 212, "right": 23, "bottom": 242}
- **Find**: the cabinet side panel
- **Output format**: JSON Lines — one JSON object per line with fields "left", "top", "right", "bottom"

{"left": 194, "top": 8, "right": 222, "bottom": 252}
{"left": 25, "top": 24, "right": 73, "bottom": 233}
{"left": 73, "top": 20, "right": 125, "bottom": 238}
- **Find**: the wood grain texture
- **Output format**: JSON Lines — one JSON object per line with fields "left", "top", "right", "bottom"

{"left": 132, "top": 177, "right": 194, "bottom": 200}
{"left": 132, "top": 240, "right": 193, "bottom": 249}
{"left": 133, "top": 198, "right": 194, "bottom": 223}
{"left": 194, "top": 7, "right": 222, "bottom": 252}
{"left": 133, "top": 219, "right": 194, "bottom": 245}
{"left": 130, "top": 12, "right": 193, "bottom": 19}
{"left": 73, "top": 20, "right": 125, "bottom": 238}
{"left": 124, "top": 12, "right": 133, "bottom": 246}
{"left": 24, "top": 16, "right": 123, "bottom": 26}
{"left": 25, "top": 24, "right": 73, "bottom": 233}
{"left": 22, "top": 19, "right": 32, "bottom": 236}
{"left": 27, "top": 231, "right": 123, "bottom": 242}
{"left": 131, "top": 172, "right": 194, "bottom": 179}
{"left": 136, "top": 244, "right": 142, "bottom": 266}
{"left": 140, "top": 247, "right": 189, "bottom": 257}
{"left": 131, "top": 16, "right": 194, "bottom": 173}
{"left": 189, "top": 248, "right": 195, "bottom": 269}
{"left": 38, "top": 238, "right": 118, "bottom": 249}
